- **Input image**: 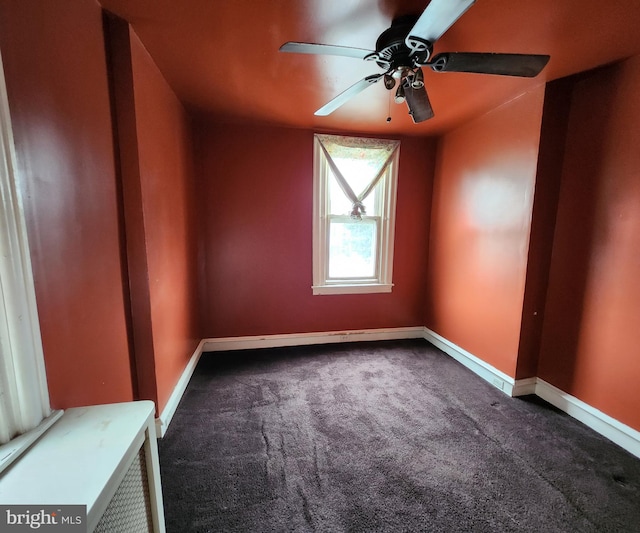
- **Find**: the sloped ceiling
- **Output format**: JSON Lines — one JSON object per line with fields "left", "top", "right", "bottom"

{"left": 99, "top": 0, "right": 640, "bottom": 135}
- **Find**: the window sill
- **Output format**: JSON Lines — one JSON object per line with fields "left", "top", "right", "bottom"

{"left": 312, "top": 283, "right": 393, "bottom": 295}
{"left": 0, "top": 410, "right": 63, "bottom": 475}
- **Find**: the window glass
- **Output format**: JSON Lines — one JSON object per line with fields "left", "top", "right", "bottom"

{"left": 328, "top": 170, "right": 377, "bottom": 217}
{"left": 328, "top": 218, "right": 378, "bottom": 279}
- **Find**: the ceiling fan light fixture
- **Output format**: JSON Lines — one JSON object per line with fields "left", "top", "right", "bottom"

{"left": 383, "top": 74, "right": 396, "bottom": 90}
{"left": 411, "top": 68, "right": 424, "bottom": 89}
{"left": 394, "top": 84, "right": 406, "bottom": 104}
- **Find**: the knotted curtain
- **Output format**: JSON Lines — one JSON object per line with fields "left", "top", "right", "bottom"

{"left": 317, "top": 135, "right": 399, "bottom": 220}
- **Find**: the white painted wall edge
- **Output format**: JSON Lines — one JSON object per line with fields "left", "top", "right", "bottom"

{"left": 422, "top": 327, "right": 640, "bottom": 459}
{"left": 155, "top": 328, "right": 423, "bottom": 436}
{"left": 157, "top": 328, "right": 640, "bottom": 460}
{"left": 155, "top": 340, "right": 205, "bottom": 438}
{"left": 202, "top": 326, "right": 425, "bottom": 352}
{"left": 422, "top": 327, "right": 522, "bottom": 396}
{"left": 535, "top": 378, "right": 640, "bottom": 459}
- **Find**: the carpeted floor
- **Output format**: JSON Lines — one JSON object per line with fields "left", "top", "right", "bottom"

{"left": 159, "top": 339, "right": 640, "bottom": 532}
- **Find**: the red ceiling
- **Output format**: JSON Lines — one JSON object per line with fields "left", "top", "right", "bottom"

{"left": 99, "top": 0, "right": 640, "bottom": 136}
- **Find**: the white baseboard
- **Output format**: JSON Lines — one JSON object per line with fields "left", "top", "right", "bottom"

{"left": 155, "top": 340, "right": 205, "bottom": 438}
{"left": 202, "top": 327, "right": 425, "bottom": 352}
{"left": 535, "top": 379, "right": 640, "bottom": 459}
{"left": 422, "top": 327, "right": 524, "bottom": 396}
{"left": 156, "top": 328, "right": 640, "bottom": 460}
{"left": 421, "top": 327, "right": 640, "bottom": 459}
{"left": 512, "top": 377, "right": 537, "bottom": 396}
{"left": 156, "top": 328, "right": 422, "bottom": 436}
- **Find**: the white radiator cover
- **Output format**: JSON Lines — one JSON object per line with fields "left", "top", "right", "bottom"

{"left": 94, "top": 449, "right": 153, "bottom": 533}
{"left": 0, "top": 401, "right": 165, "bottom": 533}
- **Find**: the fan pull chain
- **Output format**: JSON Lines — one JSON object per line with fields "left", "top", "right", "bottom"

{"left": 386, "top": 91, "right": 392, "bottom": 123}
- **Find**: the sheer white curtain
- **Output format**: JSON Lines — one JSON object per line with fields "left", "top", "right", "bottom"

{"left": 0, "top": 49, "right": 51, "bottom": 448}
{"left": 316, "top": 134, "right": 399, "bottom": 219}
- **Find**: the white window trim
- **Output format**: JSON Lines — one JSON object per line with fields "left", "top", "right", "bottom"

{"left": 312, "top": 135, "right": 399, "bottom": 295}
{"left": 0, "top": 48, "right": 60, "bottom": 474}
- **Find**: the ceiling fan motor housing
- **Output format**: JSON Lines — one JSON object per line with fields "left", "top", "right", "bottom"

{"left": 366, "top": 16, "right": 432, "bottom": 72}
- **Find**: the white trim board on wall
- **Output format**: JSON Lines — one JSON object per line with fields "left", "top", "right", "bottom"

{"left": 423, "top": 327, "right": 640, "bottom": 459}
{"left": 535, "top": 378, "right": 640, "bottom": 459}
{"left": 157, "top": 327, "right": 640, "bottom": 459}
{"left": 423, "top": 328, "right": 535, "bottom": 397}
{"left": 202, "top": 327, "right": 425, "bottom": 352}
{"left": 154, "top": 327, "right": 423, "bottom": 437}
{"left": 155, "top": 340, "right": 205, "bottom": 438}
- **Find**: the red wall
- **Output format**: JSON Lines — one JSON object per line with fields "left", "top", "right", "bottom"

{"left": 3, "top": 0, "right": 638, "bottom": 438}
{"left": 425, "top": 88, "right": 545, "bottom": 377}
{"left": 0, "top": 0, "right": 134, "bottom": 407}
{"left": 0, "top": 2, "right": 199, "bottom": 415}
{"left": 129, "top": 31, "right": 201, "bottom": 412}
{"left": 538, "top": 56, "right": 640, "bottom": 431}
{"left": 197, "top": 122, "right": 435, "bottom": 337}
{"left": 515, "top": 79, "right": 573, "bottom": 379}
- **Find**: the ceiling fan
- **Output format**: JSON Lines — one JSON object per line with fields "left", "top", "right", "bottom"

{"left": 279, "top": 0, "right": 550, "bottom": 123}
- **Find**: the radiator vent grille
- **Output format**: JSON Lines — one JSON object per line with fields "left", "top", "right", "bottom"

{"left": 94, "top": 448, "right": 153, "bottom": 533}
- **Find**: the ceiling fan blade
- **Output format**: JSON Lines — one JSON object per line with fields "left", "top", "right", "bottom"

{"left": 406, "top": 0, "right": 475, "bottom": 52}
{"left": 430, "top": 53, "right": 550, "bottom": 77}
{"left": 404, "top": 85, "right": 434, "bottom": 123}
{"left": 315, "top": 74, "right": 384, "bottom": 116}
{"left": 280, "top": 42, "right": 374, "bottom": 60}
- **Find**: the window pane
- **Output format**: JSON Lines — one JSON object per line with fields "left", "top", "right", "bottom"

{"left": 328, "top": 164, "right": 379, "bottom": 216}
{"left": 328, "top": 171, "right": 352, "bottom": 215}
{"left": 328, "top": 219, "right": 377, "bottom": 278}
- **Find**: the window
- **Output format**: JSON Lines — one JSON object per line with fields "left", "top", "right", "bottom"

{"left": 0, "top": 48, "right": 59, "bottom": 474}
{"left": 313, "top": 134, "right": 400, "bottom": 295}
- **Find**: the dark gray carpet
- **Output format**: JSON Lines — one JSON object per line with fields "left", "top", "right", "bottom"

{"left": 159, "top": 339, "right": 640, "bottom": 532}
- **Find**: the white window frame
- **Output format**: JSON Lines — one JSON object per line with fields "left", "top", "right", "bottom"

{"left": 0, "top": 48, "right": 61, "bottom": 474}
{"left": 312, "top": 134, "right": 399, "bottom": 295}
